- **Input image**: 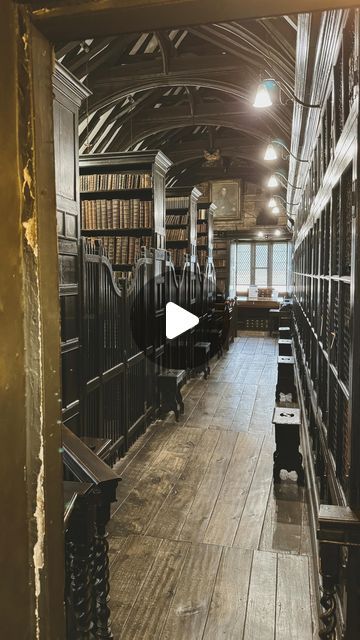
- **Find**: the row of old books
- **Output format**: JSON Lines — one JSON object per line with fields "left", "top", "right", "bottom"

{"left": 214, "top": 258, "right": 227, "bottom": 268}
{"left": 166, "top": 196, "right": 189, "bottom": 209}
{"left": 169, "top": 249, "right": 186, "bottom": 268}
{"left": 166, "top": 214, "right": 188, "bottom": 225}
{"left": 197, "top": 236, "right": 207, "bottom": 246}
{"left": 198, "top": 252, "right": 207, "bottom": 267}
{"left": 85, "top": 235, "right": 151, "bottom": 264}
{"left": 197, "top": 222, "right": 207, "bottom": 233}
{"left": 81, "top": 199, "right": 153, "bottom": 229}
{"left": 166, "top": 228, "right": 188, "bottom": 242}
{"left": 80, "top": 172, "right": 152, "bottom": 192}
{"left": 197, "top": 208, "right": 208, "bottom": 220}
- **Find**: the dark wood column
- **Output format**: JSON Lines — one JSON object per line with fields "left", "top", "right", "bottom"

{"left": 0, "top": 3, "right": 65, "bottom": 637}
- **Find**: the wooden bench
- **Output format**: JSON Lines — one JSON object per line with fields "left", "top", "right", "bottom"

{"left": 272, "top": 405, "right": 305, "bottom": 486}
{"left": 158, "top": 369, "right": 186, "bottom": 421}
{"left": 276, "top": 355, "right": 297, "bottom": 402}
{"left": 278, "top": 338, "right": 293, "bottom": 356}
{"left": 278, "top": 325, "right": 291, "bottom": 339}
{"left": 269, "top": 308, "right": 280, "bottom": 335}
{"left": 194, "top": 341, "right": 211, "bottom": 379}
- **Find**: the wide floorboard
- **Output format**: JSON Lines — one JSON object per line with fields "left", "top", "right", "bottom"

{"left": 109, "top": 335, "right": 319, "bottom": 639}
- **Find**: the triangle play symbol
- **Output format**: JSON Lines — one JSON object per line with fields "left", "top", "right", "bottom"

{"left": 166, "top": 302, "right": 199, "bottom": 340}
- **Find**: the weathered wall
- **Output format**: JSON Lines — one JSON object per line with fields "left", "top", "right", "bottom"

{"left": 0, "top": 3, "right": 64, "bottom": 637}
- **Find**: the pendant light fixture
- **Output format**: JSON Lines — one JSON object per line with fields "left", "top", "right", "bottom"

{"left": 267, "top": 175, "right": 279, "bottom": 188}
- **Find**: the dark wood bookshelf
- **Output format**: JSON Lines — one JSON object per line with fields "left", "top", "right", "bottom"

{"left": 80, "top": 188, "right": 153, "bottom": 200}
{"left": 197, "top": 201, "right": 216, "bottom": 271}
{"left": 79, "top": 151, "right": 172, "bottom": 274}
{"left": 81, "top": 228, "right": 152, "bottom": 237}
{"left": 165, "top": 186, "right": 201, "bottom": 268}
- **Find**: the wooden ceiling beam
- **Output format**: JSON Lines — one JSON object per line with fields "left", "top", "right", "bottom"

{"left": 90, "top": 53, "right": 251, "bottom": 85}
{"left": 30, "top": 1, "right": 356, "bottom": 41}
{"left": 132, "top": 100, "right": 253, "bottom": 121}
{"left": 108, "top": 113, "right": 273, "bottom": 151}
{"left": 83, "top": 73, "right": 251, "bottom": 118}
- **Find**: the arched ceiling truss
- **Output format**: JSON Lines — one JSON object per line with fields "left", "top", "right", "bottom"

{"left": 57, "top": 15, "right": 296, "bottom": 187}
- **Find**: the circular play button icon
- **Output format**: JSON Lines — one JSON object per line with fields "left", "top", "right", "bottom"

{"left": 165, "top": 302, "right": 199, "bottom": 340}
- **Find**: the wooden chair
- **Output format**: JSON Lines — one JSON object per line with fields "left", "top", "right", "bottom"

{"left": 269, "top": 308, "right": 280, "bottom": 335}
{"left": 272, "top": 406, "right": 305, "bottom": 486}
{"left": 278, "top": 325, "right": 291, "bottom": 339}
{"left": 194, "top": 341, "right": 211, "bottom": 379}
{"left": 278, "top": 339, "right": 293, "bottom": 356}
{"left": 158, "top": 369, "right": 186, "bottom": 421}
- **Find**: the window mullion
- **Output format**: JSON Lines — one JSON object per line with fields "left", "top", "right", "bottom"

{"left": 268, "top": 243, "right": 273, "bottom": 287}
{"left": 251, "top": 244, "right": 256, "bottom": 285}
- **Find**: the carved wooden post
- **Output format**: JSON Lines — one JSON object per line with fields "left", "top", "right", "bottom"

{"left": 65, "top": 491, "right": 98, "bottom": 639}
{"left": 319, "top": 541, "right": 339, "bottom": 639}
{"left": 318, "top": 505, "right": 360, "bottom": 640}
{"left": 93, "top": 504, "right": 113, "bottom": 639}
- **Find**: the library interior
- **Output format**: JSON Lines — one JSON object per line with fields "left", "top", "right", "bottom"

{"left": 2, "top": 1, "right": 360, "bottom": 638}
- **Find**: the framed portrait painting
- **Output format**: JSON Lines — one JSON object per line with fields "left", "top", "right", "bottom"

{"left": 211, "top": 180, "right": 240, "bottom": 220}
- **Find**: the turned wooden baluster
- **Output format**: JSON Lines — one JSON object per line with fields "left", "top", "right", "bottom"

{"left": 319, "top": 541, "right": 339, "bottom": 639}
{"left": 66, "top": 491, "right": 98, "bottom": 640}
{"left": 93, "top": 504, "right": 113, "bottom": 639}
{"left": 67, "top": 540, "right": 93, "bottom": 639}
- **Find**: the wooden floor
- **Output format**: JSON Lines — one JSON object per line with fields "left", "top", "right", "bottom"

{"left": 109, "top": 335, "right": 319, "bottom": 639}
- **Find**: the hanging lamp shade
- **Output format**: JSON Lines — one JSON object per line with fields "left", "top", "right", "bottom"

{"left": 253, "top": 83, "right": 273, "bottom": 108}
{"left": 267, "top": 175, "right": 279, "bottom": 188}
{"left": 272, "top": 206, "right": 281, "bottom": 215}
{"left": 264, "top": 143, "right": 278, "bottom": 161}
{"left": 268, "top": 197, "right": 277, "bottom": 208}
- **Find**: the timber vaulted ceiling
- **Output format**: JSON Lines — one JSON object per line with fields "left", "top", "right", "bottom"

{"left": 57, "top": 16, "right": 297, "bottom": 186}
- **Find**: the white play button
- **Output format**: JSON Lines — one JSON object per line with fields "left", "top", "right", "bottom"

{"left": 166, "top": 302, "right": 199, "bottom": 340}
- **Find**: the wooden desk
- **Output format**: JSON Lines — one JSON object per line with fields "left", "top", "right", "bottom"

{"left": 237, "top": 297, "right": 280, "bottom": 331}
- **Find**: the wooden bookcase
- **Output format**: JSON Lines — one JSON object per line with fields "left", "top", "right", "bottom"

{"left": 293, "top": 9, "right": 359, "bottom": 508}
{"left": 213, "top": 238, "right": 230, "bottom": 296}
{"left": 79, "top": 151, "right": 172, "bottom": 278}
{"left": 165, "top": 186, "right": 202, "bottom": 269}
{"left": 197, "top": 202, "right": 216, "bottom": 270}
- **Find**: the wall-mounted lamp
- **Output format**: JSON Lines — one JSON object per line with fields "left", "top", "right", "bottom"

{"left": 264, "top": 140, "right": 309, "bottom": 164}
{"left": 270, "top": 194, "right": 301, "bottom": 208}
{"left": 253, "top": 82, "right": 273, "bottom": 108}
{"left": 258, "top": 231, "right": 264, "bottom": 238}
{"left": 253, "top": 79, "right": 320, "bottom": 109}
{"left": 272, "top": 206, "right": 281, "bottom": 215}
{"left": 274, "top": 229, "right": 282, "bottom": 237}
{"left": 273, "top": 171, "right": 302, "bottom": 190}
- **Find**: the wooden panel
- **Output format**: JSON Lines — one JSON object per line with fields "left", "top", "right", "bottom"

{"left": 120, "top": 539, "right": 190, "bottom": 640}
{"left": 110, "top": 535, "right": 162, "bottom": 629}
{"left": 234, "top": 435, "right": 274, "bottom": 549}
{"left": 203, "top": 432, "right": 263, "bottom": 546}
{"left": 203, "top": 547, "right": 252, "bottom": 638}
{"left": 32, "top": 1, "right": 360, "bottom": 41}
{"left": 159, "top": 543, "right": 222, "bottom": 640}
{"left": 243, "top": 550, "right": 277, "bottom": 640}
{"left": 179, "top": 430, "right": 237, "bottom": 542}
{"left": 276, "top": 554, "right": 313, "bottom": 640}
{"left": 146, "top": 429, "right": 220, "bottom": 539}
{"left": 53, "top": 100, "right": 76, "bottom": 202}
